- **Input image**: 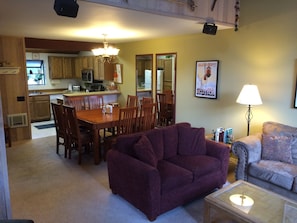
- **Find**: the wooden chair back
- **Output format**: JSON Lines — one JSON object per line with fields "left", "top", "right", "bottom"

{"left": 156, "top": 93, "right": 173, "bottom": 126}
{"left": 138, "top": 103, "right": 157, "bottom": 132}
{"left": 142, "top": 97, "right": 154, "bottom": 105}
{"left": 66, "top": 97, "right": 86, "bottom": 111}
{"left": 63, "top": 105, "right": 91, "bottom": 164}
{"left": 118, "top": 106, "right": 138, "bottom": 135}
{"left": 87, "top": 95, "right": 104, "bottom": 110}
{"left": 51, "top": 102, "right": 66, "bottom": 157}
{"left": 126, "top": 95, "right": 138, "bottom": 107}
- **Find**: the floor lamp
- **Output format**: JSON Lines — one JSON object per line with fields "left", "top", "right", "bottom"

{"left": 236, "top": 84, "right": 262, "bottom": 136}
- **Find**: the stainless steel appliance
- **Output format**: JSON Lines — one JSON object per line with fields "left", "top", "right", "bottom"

{"left": 81, "top": 69, "right": 94, "bottom": 83}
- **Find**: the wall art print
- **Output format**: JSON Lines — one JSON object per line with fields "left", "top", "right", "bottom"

{"left": 195, "top": 60, "right": 219, "bottom": 99}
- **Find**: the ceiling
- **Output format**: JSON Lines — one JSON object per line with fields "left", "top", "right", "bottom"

{"left": 0, "top": 0, "right": 231, "bottom": 46}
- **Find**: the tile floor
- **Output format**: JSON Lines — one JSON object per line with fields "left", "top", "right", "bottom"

{"left": 31, "top": 120, "right": 56, "bottom": 139}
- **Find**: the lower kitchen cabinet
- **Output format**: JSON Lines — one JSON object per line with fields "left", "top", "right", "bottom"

{"left": 29, "top": 95, "right": 51, "bottom": 122}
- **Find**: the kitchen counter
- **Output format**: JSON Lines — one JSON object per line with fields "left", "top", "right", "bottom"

{"left": 63, "top": 90, "right": 121, "bottom": 97}
{"left": 28, "top": 89, "right": 67, "bottom": 97}
{"left": 63, "top": 90, "right": 121, "bottom": 106}
{"left": 136, "top": 88, "right": 152, "bottom": 92}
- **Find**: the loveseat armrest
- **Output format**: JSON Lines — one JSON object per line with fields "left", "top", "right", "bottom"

{"left": 231, "top": 133, "right": 262, "bottom": 181}
{"left": 107, "top": 149, "right": 161, "bottom": 220}
{"left": 205, "top": 139, "right": 230, "bottom": 182}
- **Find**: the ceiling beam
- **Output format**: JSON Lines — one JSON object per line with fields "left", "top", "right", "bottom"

{"left": 25, "top": 38, "right": 103, "bottom": 53}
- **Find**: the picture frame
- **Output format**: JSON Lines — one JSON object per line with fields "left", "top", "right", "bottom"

{"left": 114, "top": 63, "right": 123, "bottom": 84}
{"left": 195, "top": 60, "right": 219, "bottom": 99}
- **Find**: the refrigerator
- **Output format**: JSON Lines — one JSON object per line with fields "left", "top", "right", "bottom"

{"left": 157, "top": 69, "right": 164, "bottom": 93}
{"left": 144, "top": 69, "right": 152, "bottom": 89}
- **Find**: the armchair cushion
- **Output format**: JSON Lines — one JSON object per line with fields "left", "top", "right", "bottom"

{"left": 262, "top": 134, "right": 293, "bottom": 164}
{"left": 178, "top": 126, "right": 206, "bottom": 155}
{"left": 249, "top": 160, "right": 297, "bottom": 190}
{"left": 167, "top": 155, "right": 221, "bottom": 180}
{"left": 134, "top": 135, "right": 158, "bottom": 167}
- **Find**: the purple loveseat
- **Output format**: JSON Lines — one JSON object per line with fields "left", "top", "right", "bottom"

{"left": 107, "top": 123, "right": 230, "bottom": 221}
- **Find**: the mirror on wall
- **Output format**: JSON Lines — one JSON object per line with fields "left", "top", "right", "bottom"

{"left": 136, "top": 54, "right": 153, "bottom": 100}
{"left": 156, "top": 53, "right": 177, "bottom": 125}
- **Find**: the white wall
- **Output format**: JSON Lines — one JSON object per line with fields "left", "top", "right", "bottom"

{"left": 117, "top": 0, "right": 297, "bottom": 139}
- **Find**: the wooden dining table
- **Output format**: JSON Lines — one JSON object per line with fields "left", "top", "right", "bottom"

{"left": 76, "top": 107, "right": 120, "bottom": 165}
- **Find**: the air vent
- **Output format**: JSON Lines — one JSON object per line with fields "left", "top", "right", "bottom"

{"left": 7, "top": 113, "right": 28, "bottom": 128}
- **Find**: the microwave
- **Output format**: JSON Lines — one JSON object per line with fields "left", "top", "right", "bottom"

{"left": 81, "top": 69, "right": 94, "bottom": 83}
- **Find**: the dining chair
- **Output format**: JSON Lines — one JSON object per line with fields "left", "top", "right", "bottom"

{"left": 138, "top": 102, "right": 157, "bottom": 132}
{"left": 126, "top": 95, "right": 138, "bottom": 107}
{"left": 142, "top": 97, "right": 154, "bottom": 105}
{"left": 66, "top": 97, "right": 86, "bottom": 111}
{"left": 103, "top": 106, "right": 138, "bottom": 160}
{"left": 51, "top": 102, "right": 67, "bottom": 157}
{"left": 156, "top": 93, "right": 173, "bottom": 126}
{"left": 86, "top": 95, "right": 104, "bottom": 110}
{"left": 63, "top": 105, "right": 92, "bottom": 164}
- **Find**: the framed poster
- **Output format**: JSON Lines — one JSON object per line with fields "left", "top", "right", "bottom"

{"left": 195, "top": 60, "right": 219, "bottom": 99}
{"left": 114, "top": 63, "right": 123, "bottom": 83}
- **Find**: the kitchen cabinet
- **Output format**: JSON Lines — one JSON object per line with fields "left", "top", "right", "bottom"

{"left": 29, "top": 95, "right": 51, "bottom": 122}
{"left": 93, "top": 58, "right": 114, "bottom": 81}
{"left": 48, "top": 56, "right": 75, "bottom": 79}
{"left": 74, "top": 56, "right": 94, "bottom": 79}
{"left": 62, "top": 57, "right": 75, "bottom": 78}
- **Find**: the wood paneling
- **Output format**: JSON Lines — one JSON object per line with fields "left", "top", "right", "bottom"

{"left": 0, "top": 36, "right": 31, "bottom": 141}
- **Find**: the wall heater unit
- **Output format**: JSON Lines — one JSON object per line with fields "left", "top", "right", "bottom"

{"left": 7, "top": 113, "right": 28, "bottom": 128}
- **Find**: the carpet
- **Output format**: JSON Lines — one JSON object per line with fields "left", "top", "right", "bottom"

{"left": 6, "top": 136, "right": 235, "bottom": 223}
{"left": 34, "top": 123, "right": 55, "bottom": 129}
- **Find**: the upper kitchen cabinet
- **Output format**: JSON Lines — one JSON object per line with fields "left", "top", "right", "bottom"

{"left": 74, "top": 56, "right": 94, "bottom": 78}
{"left": 48, "top": 56, "right": 75, "bottom": 79}
{"left": 93, "top": 57, "right": 114, "bottom": 81}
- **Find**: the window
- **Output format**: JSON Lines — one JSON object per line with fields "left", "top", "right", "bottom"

{"left": 26, "top": 60, "right": 45, "bottom": 85}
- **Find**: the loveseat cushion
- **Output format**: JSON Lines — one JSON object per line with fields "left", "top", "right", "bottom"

{"left": 134, "top": 134, "right": 158, "bottom": 167}
{"left": 145, "top": 128, "right": 164, "bottom": 160}
{"left": 162, "top": 123, "right": 191, "bottom": 159}
{"left": 167, "top": 155, "right": 221, "bottom": 180}
{"left": 249, "top": 160, "right": 297, "bottom": 190}
{"left": 157, "top": 160, "right": 193, "bottom": 193}
{"left": 178, "top": 126, "right": 206, "bottom": 155}
{"left": 262, "top": 134, "right": 293, "bottom": 164}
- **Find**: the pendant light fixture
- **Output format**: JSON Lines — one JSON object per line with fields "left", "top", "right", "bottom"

{"left": 92, "top": 34, "right": 120, "bottom": 63}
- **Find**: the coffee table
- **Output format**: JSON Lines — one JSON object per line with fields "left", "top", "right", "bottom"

{"left": 204, "top": 180, "right": 297, "bottom": 223}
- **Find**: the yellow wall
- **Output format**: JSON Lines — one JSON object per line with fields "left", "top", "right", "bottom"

{"left": 117, "top": 0, "right": 297, "bottom": 138}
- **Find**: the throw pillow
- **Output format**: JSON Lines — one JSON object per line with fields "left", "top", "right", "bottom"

{"left": 178, "top": 126, "right": 206, "bottom": 155}
{"left": 133, "top": 134, "right": 158, "bottom": 167}
{"left": 262, "top": 134, "right": 293, "bottom": 164}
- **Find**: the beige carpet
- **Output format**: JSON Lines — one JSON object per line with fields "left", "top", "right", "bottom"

{"left": 6, "top": 136, "right": 236, "bottom": 223}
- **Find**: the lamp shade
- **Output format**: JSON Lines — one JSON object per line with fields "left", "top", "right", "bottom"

{"left": 236, "top": 84, "right": 262, "bottom": 105}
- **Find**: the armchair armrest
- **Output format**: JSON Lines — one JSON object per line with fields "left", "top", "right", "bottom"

{"left": 231, "top": 133, "right": 262, "bottom": 181}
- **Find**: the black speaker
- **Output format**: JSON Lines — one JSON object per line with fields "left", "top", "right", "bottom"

{"left": 54, "top": 0, "right": 79, "bottom": 18}
{"left": 202, "top": 23, "right": 217, "bottom": 35}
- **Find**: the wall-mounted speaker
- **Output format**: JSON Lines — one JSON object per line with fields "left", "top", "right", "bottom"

{"left": 54, "top": 0, "right": 79, "bottom": 18}
{"left": 202, "top": 23, "right": 217, "bottom": 35}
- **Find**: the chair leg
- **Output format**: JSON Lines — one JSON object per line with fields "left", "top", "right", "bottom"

{"left": 56, "top": 135, "right": 59, "bottom": 155}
